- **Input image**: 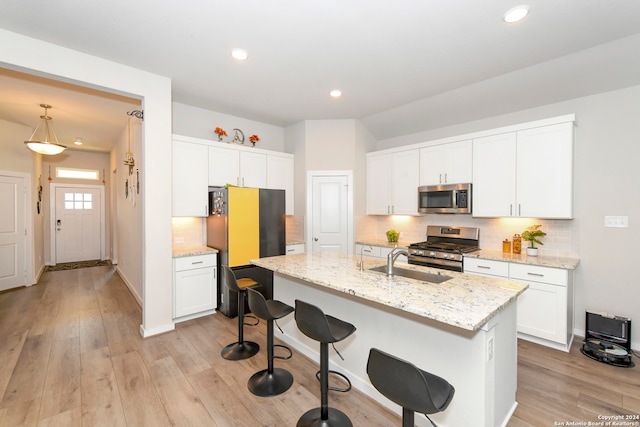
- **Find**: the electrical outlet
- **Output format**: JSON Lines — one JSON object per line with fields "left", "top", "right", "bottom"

{"left": 604, "top": 216, "right": 629, "bottom": 228}
{"left": 487, "top": 337, "right": 494, "bottom": 361}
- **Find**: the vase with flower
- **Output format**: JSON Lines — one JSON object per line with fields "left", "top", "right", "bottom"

{"left": 249, "top": 134, "right": 260, "bottom": 147}
{"left": 214, "top": 127, "right": 227, "bottom": 142}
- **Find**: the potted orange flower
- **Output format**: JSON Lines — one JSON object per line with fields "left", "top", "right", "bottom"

{"left": 214, "top": 127, "right": 227, "bottom": 142}
{"left": 249, "top": 134, "right": 260, "bottom": 147}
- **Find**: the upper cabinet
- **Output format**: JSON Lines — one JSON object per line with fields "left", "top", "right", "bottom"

{"left": 472, "top": 121, "right": 574, "bottom": 218}
{"left": 172, "top": 139, "right": 209, "bottom": 217}
{"left": 419, "top": 140, "right": 472, "bottom": 186}
{"left": 367, "top": 149, "right": 420, "bottom": 215}
{"left": 266, "top": 153, "right": 295, "bottom": 215}
{"left": 208, "top": 145, "right": 267, "bottom": 188}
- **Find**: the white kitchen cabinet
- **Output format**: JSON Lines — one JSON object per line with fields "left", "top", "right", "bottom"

{"left": 267, "top": 153, "right": 294, "bottom": 215}
{"left": 472, "top": 121, "right": 574, "bottom": 219}
{"left": 419, "top": 140, "right": 472, "bottom": 186}
{"left": 286, "top": 243, "right": 305, "bottom": 255}
{"left": 208, "top": 145, "right": 267, "bottom": 188}
{"left": 172, "top": 139, "right": 209, "bottom": 217}
{"left": 173, "top": 253, "right": 217, "bottom": 321}
{"left": 509, "top": 263, "right": 571, "bottom": 350}
{"left": 355, "top": 243, "right": 408, "bottom": 263}
{"left": 367, "top": 149, "right": 420, "bottom": 215}
{"left": 463, "top": 257, "right": 509, "bottom": 278}
{"left": 464, "top": 257, "right": 574, "bottom": 352}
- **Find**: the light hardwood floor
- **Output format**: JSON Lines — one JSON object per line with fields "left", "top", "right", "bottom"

{"left": 0, "top": 265, "right": 638, "bottom": 426}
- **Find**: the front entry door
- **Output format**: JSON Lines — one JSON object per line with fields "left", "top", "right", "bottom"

{"left": 54, "top": 186, "right": 102, "bottom": 263}
{"left": 310, "top": 174, "right": 350, "bottom": 253}
{"left": 0, "top": 174, "right": 26, "bottom": 291}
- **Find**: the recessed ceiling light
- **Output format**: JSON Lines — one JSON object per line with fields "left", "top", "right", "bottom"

{"left": 503, "top": 5, "right": 530, "bottom": 23}
{"left": 231, "top": 48, "right": 248, "bottom": 60}
{"left": 330, "top": 89, "right": 342, "bottom": 98}
{"left": 73, "top": 137, "right": 83, "bottom": 145}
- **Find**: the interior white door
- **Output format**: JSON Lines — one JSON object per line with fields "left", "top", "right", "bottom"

{"left": 311, "top": 175, "right": 349, "bottom": 253}
{"left": 0, "top": 175, "right": 26, "bottom": 291}
{"left": 54, "top": 187, "right": 102, "bottom": 263}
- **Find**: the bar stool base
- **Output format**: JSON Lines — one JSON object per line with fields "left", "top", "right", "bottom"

{"left": 221, "top": 341, "right": 259, "bottom": 360}
{"left": 296, "top": 408, "right": 352, "bottom": 427}
{"left": 248, "top": 368, "right": 293, "bottom": 397}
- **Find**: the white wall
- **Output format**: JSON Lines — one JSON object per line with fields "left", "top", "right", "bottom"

{"left": 0, "top": 29, "right": 174, "bottom": 338}
{"left": 172, "top": 102, "right": 286, "bottom": 152}
{"left": 369, "top": 84, "right": 640, "bottom": 348}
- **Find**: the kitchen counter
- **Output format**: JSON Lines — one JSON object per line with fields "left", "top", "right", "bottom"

{"left": 251, "top": 251, "right": 524, "bottom": 426}
{"left": 467, "top": 249, "right": 580, "bottom": 270}
{"left": 172, "top": 245, "right": 218, "bottom": 258}
{"left": 252, "top": 251, "right": 526, "bottom": 331}
{"left": 355, "top": 238, "right": 410, "bottom": 248}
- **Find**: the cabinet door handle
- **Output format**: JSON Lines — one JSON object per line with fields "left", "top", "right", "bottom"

{"left": 510, "top": 204, "right": 513, "bottom": 216}
{"left": 444, "top": 173, "right": 447, "bottom": 183}
{"left": 477, "top": 265, "right": 491, "bottom": 269}
{"left": 527, "top": 272, "right": 544, "bottom": 277}
{"left": 518, "top": 204, "right": 521, "bottom": 216}
{"left": 287, "top": 248, "right": 295, "bottom": 252}
{"left": 191, "top": 261, "right": 204, "bottom": 265}
{"left": 439, "top": 174, "right": 442, "bottom": 184}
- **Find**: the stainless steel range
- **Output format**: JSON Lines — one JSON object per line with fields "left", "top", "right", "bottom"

{"left": 408, "top": 225, "right": 480, "bottom": 272}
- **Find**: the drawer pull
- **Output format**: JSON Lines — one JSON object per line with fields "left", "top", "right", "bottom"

{"left": 527, "top": 272, "right": 544, "bottom": 277}
{"left": 477, "top": 265, "right": 491, "bottom": 269}
{"left": 191, "top": 261, "right": 204, "bottom": 265}
{"left": 287, "top": 249, "right": 295, "bottom": 252}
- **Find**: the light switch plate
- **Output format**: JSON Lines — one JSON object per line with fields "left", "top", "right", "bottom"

{"left": 604, "top": 216, "right": 629, "bottom": 228}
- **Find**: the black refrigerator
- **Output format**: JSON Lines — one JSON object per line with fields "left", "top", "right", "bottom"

{"left": 207, "top": 186, "right": 286, "bottom": 317}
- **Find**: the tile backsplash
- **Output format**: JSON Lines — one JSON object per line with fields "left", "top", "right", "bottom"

{"left": 172, "top": 217, "right": 206, "bottom": 246}
{"left": 358, "top": 215, "right": 579, "bottom": 258}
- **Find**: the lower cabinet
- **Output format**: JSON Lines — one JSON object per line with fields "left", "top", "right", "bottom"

{"left": 173, "top": 253, "right": 217, "bottom": 322}
{"left": 355, "top": 243, "right": 408, "bottom": 263}
{"left": 286, "top": 243, "right": 305, "bottom": 255}
{"left": 464, "top": 257, "right": 573, "bottom": 352}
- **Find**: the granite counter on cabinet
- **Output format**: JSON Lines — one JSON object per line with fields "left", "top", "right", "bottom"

{"left": 466, "top": 249, "right": 579, "bottom": 270}
{"left": 252, "top": 252, "right": 526, "bottom": 331}
{"left": 251, "top": 251, "right": 526, "bottom": 427}
{"left": 172, "top": 245, "right": 218, "bottom": 258}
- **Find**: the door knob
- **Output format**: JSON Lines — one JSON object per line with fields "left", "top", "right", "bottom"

{"left": 314, "top": 237, "right": 318, "bottom": 241}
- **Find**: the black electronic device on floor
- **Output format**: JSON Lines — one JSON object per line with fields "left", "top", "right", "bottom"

{"left": 581, "top": 311, "right": 634, "bottom": 367}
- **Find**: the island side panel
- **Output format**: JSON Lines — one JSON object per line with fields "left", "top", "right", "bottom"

{"left": 272, "top": 272, "right": 518, "bottom": 427}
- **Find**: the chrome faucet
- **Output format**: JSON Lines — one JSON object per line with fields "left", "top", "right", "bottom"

{"left": 358, "top": 245, "right": 373, "bottom": 271}
{"left": 387, "top": 247, "right": 409, "bottom": 276}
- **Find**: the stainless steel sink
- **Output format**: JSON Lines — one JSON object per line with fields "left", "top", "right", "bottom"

{"left": 368, "top": 265, "right": 452, "bottom": 284}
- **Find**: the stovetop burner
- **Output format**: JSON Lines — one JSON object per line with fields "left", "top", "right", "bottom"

{"left": 408, "top": 241, "right": 479, "bottom": 253}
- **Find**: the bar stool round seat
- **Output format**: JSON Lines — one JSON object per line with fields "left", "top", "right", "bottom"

{"left": 246, "top": 288, "right": 295, "bottom": 397}
{"left": 366, "top": 347, "right": 455, "bottom": 427}
{"left": 294, "top": 299, "right": 356, "bottom": 427}
{"left": 220, "top": 265, "right": 261, "bottom": 361}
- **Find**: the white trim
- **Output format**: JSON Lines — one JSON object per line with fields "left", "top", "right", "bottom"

{"left": 0, "top": 170, "right": 33, "bottom": 286}
{"left": 49, "top": 183, "right": 106, "bottom": 264}
{"left": 306, "top": 170, "right": 354, "bottom": 256}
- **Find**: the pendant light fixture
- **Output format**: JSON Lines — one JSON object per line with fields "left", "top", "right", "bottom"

{"left": 24, "top": 104, "right": 66, "bottom": 155}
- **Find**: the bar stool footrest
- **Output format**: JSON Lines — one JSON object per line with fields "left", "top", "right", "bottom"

{"left": 243, "top": 314, "right": 259, "bottom": 327}
{"left": 273, "top": 344, "right": 292, "bottom": 360}
{"left": 315, "top": 369, "right": 352, "bottom": 392}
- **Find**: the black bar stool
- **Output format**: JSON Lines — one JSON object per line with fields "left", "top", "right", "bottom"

{"left": 246, "top": 288, "right": 295, "bottom": 396}
{"left": 294, "top": 299, "right": 356, "bottom": 427}
{"left": 220, "top": 265, "right": 261, "bottom": 360}
{"left": 366, "top": 347, "right": 455, "bottom": 427}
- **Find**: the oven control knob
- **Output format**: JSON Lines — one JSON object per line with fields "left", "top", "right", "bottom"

{"left": 429, "top": 251, "right": 436, "bottom": 257}
{"left": 443, "top": 253, "right": 449, "bottom": 259}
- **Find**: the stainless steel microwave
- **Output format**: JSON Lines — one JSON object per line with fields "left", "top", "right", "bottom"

{"left": 418, "top": 183, "right": 472, "bottom": 214}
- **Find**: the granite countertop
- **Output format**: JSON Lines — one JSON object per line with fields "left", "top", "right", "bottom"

{"left": 172, "top": 245, "right": 218, "bottom": 258}
{"left": 466, "top": 249, "right": 580, "bottom": 270}
{"left": 251, "top": 252, "right": 527, "bottom": 332}
{"left": 356, "top": 239, "right": 411, "bottom": 248}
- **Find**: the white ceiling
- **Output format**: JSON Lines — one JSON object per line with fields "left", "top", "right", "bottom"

{"left": 2, "top": 1, "right": 640, "bottom": 151}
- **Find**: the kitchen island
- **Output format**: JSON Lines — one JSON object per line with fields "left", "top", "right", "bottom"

{"left": 251, "top": 252, "right": 528, "bottom": 427}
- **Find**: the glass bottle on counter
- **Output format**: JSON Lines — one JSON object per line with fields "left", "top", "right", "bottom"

{"left": 513, "top": 234, "right": 522, "bottom": 254}
{"left": 502, "top": 239, "right": 511, "bottom": 253}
